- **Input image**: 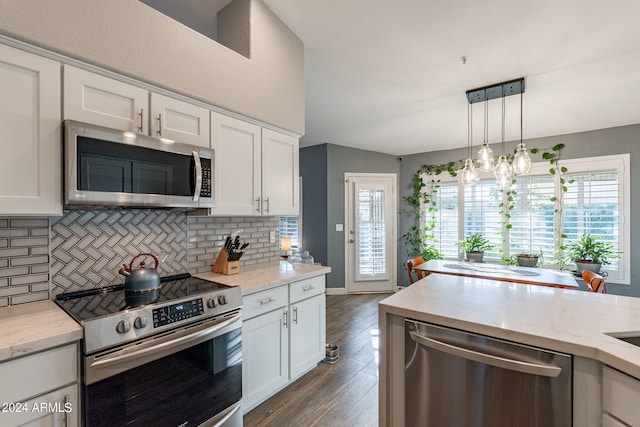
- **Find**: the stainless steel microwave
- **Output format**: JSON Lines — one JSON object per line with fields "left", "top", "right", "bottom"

{"left": 64, "top": 120, "right": 214, "bottom": 209}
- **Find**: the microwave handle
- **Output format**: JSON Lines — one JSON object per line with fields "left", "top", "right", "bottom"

{"left": 193, "top": 151, "right": 202, "bottom": 201}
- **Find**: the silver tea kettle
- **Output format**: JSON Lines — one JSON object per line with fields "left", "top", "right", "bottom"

{"left": 118, "top": 253, "right": 161, "bottom": 293}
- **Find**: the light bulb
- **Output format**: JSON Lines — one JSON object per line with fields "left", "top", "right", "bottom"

{"left": 513, "top": 142, "right": 532, "bottom": 175}
{"left": 476, "top": 142, "right": 494, "bottom": 172}
{"left": 460, "top": 158, "right": 479, "bottom": 185}
{"left": 494, "top": 154, "right": 513, "bottom": 189}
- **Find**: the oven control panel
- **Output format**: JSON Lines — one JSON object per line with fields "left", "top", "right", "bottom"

{"left": 152, "top": 297, "right": 204, "bottom": 328}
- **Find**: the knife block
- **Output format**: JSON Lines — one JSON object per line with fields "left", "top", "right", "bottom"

{"left": 212, "top": 248, "right": 240, "bottom": 275}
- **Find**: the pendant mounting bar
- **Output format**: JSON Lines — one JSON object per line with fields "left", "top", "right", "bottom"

{"left": 466, "top": 78, "right": 525, "bottom": 104}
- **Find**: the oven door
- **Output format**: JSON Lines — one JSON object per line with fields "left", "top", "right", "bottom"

{"left": 83, "top": 313, "right": 242, "bottom": 427}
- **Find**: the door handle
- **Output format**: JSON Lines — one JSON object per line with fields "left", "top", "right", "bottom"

{"left": 349, "top": 239, "right": 354, "bottom": 243}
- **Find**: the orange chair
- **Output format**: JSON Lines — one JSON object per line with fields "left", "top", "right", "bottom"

{"left": 582, "top": 270, "right": 606, "bottom": 293}
{"left": 407, "top": 256, "right": 427, "bottom": 284}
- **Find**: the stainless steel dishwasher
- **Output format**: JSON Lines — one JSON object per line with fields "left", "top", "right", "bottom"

{"left": 405, "top": 320, "right": 572, "bottom": 427}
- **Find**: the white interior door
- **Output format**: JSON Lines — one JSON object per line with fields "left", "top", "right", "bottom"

{"left": 345, "top": 173, "right": 397, "bottom": 293}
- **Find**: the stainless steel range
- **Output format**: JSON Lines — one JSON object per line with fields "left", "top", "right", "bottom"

{"left": 55, "top": 274, "right": 243, "bottom": 427}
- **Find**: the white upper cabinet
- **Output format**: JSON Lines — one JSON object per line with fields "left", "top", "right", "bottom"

{"left": 64, "top": 65, "right": 148, "bottom": 133}
{"left": 262, "top": 128, "right": 299, "bottom": 215}
{"left": 211, "top": 112, "right": 262, "bottom": 215}
{"left": 211, "top": 112, "right": 299, "bottom": 216}
{"left": 149, "top": 93, "right": 209, "bottom": 148}
{"left": 64, "top": 66, "right": 210, "bottom": 147}
{"left": 0, "top": 44, "right": 62, "bottom": 215}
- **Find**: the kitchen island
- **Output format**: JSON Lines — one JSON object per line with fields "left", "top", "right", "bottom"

{"left": 379, "top": 273, "right": 640, "bottom": 427}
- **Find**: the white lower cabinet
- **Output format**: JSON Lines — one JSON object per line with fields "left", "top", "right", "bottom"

{"left": 602, "top": 365, "right": 640, "bottom": 426}
{"left": 0, "top": 343, "right": 79, "bottom": 427}
{"left": 242, "top": 275, "right": 326, "bottom": 413}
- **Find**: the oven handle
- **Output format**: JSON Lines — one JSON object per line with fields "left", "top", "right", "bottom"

{"left": 91, "top": 314, "right": 240, "bottom": 370}
{"left": 212, "top": 402, "right": 241, "bottom": 427}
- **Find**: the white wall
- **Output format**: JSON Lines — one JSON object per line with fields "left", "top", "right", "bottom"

{"left": 0, "top": 0, "right": 304, "bottom": 135}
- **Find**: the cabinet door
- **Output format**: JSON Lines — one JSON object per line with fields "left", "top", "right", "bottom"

{"left": 261, "top": 128, "right": 299, "bottom": 215}
{"left": 150, "top": 93, "right": 209, "bottom": 147}
{"left": 2, "top": 384, "right": 78, "bottom": 427}
{"left": 211, "top": 112, "right": 261, "bottom": 215}
{"left": 290, "top": 294, "right": 326, "bottom": 379}
{"left": 0, "top": 45, "right": 61, "bottom": 215}
{"left": 63, "top": 65, "right": 148, "bottom": 133}
{"left": 242, "top": 308, "right": 289, "bottom": 413}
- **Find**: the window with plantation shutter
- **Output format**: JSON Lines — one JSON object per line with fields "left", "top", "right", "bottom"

{"left": 562, "top": 157, "right": 627, "bottom": 282}
{"left": 279, "top": 216, "right": 300, "bottom": 248}
{"left": 420, "top": 154, "right": 629, "bottom": 284}
{"left": 430, "top": 181, "right": 459, "bottom": 259}
{"left": 509, "top": 174, "right": 556, "bottom": 261}
{"left": 463, "top": 179, "right": 503, "bottom": 261}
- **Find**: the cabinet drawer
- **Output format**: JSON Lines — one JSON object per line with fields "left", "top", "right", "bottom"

{"left": 603, "top": 366, "right": 640, "bottom": 426}
{"left": 289, "top": 275, "right": 325, "bottom": 303}
{"left": 0, "top": 343, "right": 78, "bottom": 403}
{"left": 243, "top": 286, "right": 288, "bottom": 320}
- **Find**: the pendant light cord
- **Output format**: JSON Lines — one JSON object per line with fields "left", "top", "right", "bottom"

{"left": 501, "top": 95, "right": 506, "bottom": 155}
{"left": 520, "top": 90, "right": 523, "bottom": 144}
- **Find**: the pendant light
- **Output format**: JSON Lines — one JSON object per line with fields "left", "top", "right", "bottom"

{"left": 494, "top": 95, "right": 513, "bottom": 189}
{"left": 512, "top": 91, "right": 532, "bottom": 175}
{"left": 476, "top": 99, "right": 494, "bottom": 172}
{"left": 460, "top": 103, "right": 479, "bottom": 185}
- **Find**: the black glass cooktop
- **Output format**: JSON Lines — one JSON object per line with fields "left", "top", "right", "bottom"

{"left": 55, "top": 274, "right": 231, "bottom": 323}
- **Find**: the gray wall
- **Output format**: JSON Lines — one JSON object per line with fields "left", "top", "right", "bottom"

{"left": 398, "top": 124, "right": 640, "bottom": 296}
{"left": 300, "top": 145, "right": 328, "bottom": 266}
{"left": 0, "top": 0, "right": 304, "bottom": 135}
{"left": 301, "top": 144, "right": 399, "bottom": 289}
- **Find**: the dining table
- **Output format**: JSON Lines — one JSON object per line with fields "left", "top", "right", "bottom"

{"left": 413, "top": 259, "right": 580, "bottom": 289}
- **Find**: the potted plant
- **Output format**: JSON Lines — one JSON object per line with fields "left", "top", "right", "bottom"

{"left": 516, "top": 249, "right": 543, "bottom": 268}
{"left": 565, "top": 233, "right": 620, "bottom": 274}
{"left": 457, "top": 234, "right": 494, "bottom": 262}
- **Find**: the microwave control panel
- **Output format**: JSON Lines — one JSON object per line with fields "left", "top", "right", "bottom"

{"left": 200, "top": 158, "right": 212, "bottom": 198}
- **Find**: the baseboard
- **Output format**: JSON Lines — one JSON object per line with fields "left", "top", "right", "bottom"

{"left": 326, "top": 287, "right": 347, "bottom": 295}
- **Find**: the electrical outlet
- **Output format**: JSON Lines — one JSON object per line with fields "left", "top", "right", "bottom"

{"left": 336, "top": 224, "right": 343, "bottom": 232}
{"left": 269, "top": 230, "right": 276, "bottom": 244}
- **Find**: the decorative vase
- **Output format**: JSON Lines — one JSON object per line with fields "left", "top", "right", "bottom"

{"left": 465, "top": 251, "right": 484, "bottom": 263}
{"left": 575, "top": 260, "right": 601, "bottom": 275}
{"left": 517, "top": 254, "right": 539, "bottom": 267}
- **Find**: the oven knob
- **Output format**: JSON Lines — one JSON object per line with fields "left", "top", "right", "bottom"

{"left": 218, "top": 294, "right": 228, "bottom": 305}
{"left": 116, "top": 319, "right": 131, "bottom": 334}
{"left": 134, "top": 316, "right": 148, "bottom": 329}
{"left": 207, "top": 298, "right": 218, "bottom": 308}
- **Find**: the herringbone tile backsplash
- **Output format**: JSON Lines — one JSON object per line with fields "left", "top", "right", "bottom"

{"left": 0, "top": 211, "right": 280, "bottom": 306}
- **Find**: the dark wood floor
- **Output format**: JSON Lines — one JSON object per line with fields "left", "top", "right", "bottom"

{"left": 244, "top": 293, "right": 392, "bottom": 427}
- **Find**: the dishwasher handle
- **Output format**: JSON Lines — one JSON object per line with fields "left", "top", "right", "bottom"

{"left": 409, "top": 330, "right": 562, "bottom": 378}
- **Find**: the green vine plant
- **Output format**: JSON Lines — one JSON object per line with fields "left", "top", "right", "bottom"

{"left": 402, "top": 144, "right": 569, "bottom": 267}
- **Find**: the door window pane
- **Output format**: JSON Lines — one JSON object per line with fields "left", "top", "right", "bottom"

{"left": 358, "top": 188, "right": 387, "bottom": 276}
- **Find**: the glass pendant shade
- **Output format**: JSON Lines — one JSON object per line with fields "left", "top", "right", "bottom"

{"left": 512, "top": 142, "right": 532, "bottom": 175}
{"left": 476, "top": 142, "right": 494, "bottom": 172}
{"left": 460, "top": 158, "right": 479, "bottom": 185}
{"left": 494, "top": 154, "right": 513, "bottom": 189}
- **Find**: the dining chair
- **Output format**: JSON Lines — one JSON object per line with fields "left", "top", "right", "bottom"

{"left": 582, "top": 270, "right": 606, "bottom": 293}
{"left": 407, "top": 256, "right": 427, "bottom": 284}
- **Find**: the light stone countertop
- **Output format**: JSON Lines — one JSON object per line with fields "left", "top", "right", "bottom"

{"left": 196, "top": 260, "right": 332, "bottom": 296}
{"left": 0, "top": 300, "right": 83, "bottom": 363}
{"left": 380, "top": 273, "right": 640, "bottom": 380}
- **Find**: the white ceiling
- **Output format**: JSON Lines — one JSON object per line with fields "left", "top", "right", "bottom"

{"left": 263, "top": 0, "right": 640, "bottom": 155}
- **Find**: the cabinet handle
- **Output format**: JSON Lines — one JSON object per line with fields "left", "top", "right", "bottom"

{"left": 264, "top": 197, "right": 270, "bottom": 213}
{"left": 255, "top": 197, "right": 261, "bottom": 212}
{"left": 63, "top": 394, "right": 70, "bottom": 427}
{"left": 293, "top": 306, "right": 298, "bottom": 324}
{"left": 156, "top": 113, "right": 162, "bottom": 136}
{"left": 302, "top": 285, "right": 315, "bottom": 292}
{"left": 137, "top": 108, "right": 144, "bottom": 133}
{"left": 283, "top": 309, "right": 288, "bottom": 328}
{"left": 258, "top": 297, "right": 275, "bottom": 305}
